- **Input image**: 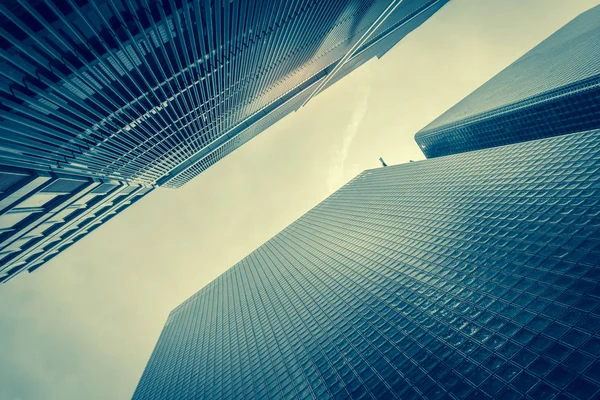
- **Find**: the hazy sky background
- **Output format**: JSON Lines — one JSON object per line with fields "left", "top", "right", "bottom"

{"left": 1, "top": 1, "right": 599, "bottom": 399}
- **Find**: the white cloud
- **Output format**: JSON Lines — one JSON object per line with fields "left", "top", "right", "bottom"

{"left": 327, "top": 80, "right": 372, "bottom": 192}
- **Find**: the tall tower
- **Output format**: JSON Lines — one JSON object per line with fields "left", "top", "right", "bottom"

{"left": 0, "top": 0, "right": 447, "bottom": 281}
{"left": 1, "top": 0, "right": 448, "bottom": 187}
{"left": 134, "top": 130, "right": 600, "bottom": 399}
{"left": 414, "top": 5, "right": 600, "bottom": 158}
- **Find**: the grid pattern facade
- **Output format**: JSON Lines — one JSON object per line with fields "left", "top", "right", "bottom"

{"left": 1, "top": 0, "right": 447, "bottom": 188}
{"left": 0, "top": 166, "right": 152, "bottom": 282}
{"left": 414, "top": 5, "right": 600, "bottom": 158}
{"left": 134, "top": 129, "right": 600, "bottom": 399}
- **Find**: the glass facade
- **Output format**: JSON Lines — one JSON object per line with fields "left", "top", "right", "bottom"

{"left": 1, "top": 0, "right": 448, "bottom": 188}
{"left": 414, "top": 5, "right": 600, "bottom": 158}
{"left": 134, "top": 129, "right": 600, "bottom": 399}
{"left": 0, "top": 0, "right": 447, "bottom": 280}
{"left": 0, "top": 166, "right": 152, "bottom": 283}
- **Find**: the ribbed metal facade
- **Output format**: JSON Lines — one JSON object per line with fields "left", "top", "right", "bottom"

{"left": 1, "top": 0, "right": 448, "bottom": 188}
{"left": 0, "top": 166, "right": 151, "bottom": 282}
{"left": 0, "top": 0, "right": 447, "bottom": 280}
{"left": 134, "top": 129, "right": 600, "bottom": 399}
{"left": 414, "top": 5, "right": 600, "bottom": 159}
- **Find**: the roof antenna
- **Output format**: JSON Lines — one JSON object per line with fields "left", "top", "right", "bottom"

{"left": 379, "top": 157, "right": 387, "bottom": 167}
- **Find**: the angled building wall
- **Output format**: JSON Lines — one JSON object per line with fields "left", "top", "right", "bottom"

{"left": 0, "top": 166, "right": 152, "bottom": 283}
{"left": 1, "top": 0, "right": 448, "bottom": 188}
{"left": 134, "top": 129, "right": 600, "bottom": 399}
{"left": 414, "top": 5, "right": 600, "bottom": 158}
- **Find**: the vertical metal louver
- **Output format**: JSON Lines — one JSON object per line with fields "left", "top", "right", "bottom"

{"left": 1, "top": 0, "right": 448, "bottom": 188}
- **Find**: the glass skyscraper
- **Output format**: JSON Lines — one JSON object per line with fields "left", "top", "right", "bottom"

{"left": 134, "top": 129, "right": 600, "bottom": 399}
{"left": 414, "top": 4, "right": 600, "bottom": 159}
{"left": 1, "top": 0, "right": 447, "bottom": 187}
{"left": 0, "top": 167, "right": 151, "bottom": 282}
{"left": 0, "top": 0, "right": 446, "bottom": 281}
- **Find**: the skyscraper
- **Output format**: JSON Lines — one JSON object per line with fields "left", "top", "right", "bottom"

{"left": 1, "top": 0, "right": 447, "bottom": 187}
{"left": 0, "top": 0, "right": 447, "bottom": 281}
{"left": 414, "top": 4, "right": 600, "bottom": 159}
{"left": 134, "top": 129, "right": 600, "bottom": 399}
{"left": 0, "top": 167, "right": 151, "bottom": 282}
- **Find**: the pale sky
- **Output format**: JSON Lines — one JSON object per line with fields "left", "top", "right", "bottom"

{"left": 1, "top": 1, "right": 598, "bottom": 399}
